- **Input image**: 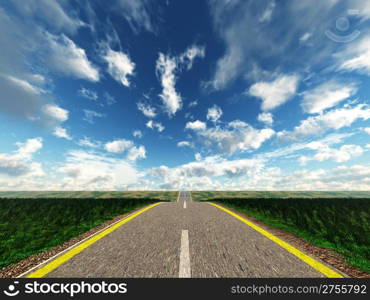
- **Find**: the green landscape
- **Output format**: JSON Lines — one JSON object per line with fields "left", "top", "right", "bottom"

{"left": 192, "top": 192, "right": 370, "bottom": 273}
{"left": 0, "top": 191, "right": 176, "bottom": 270}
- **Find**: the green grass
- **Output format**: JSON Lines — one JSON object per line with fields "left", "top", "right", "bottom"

{"left": 191, "top": 190, "right": 370, "bottom": 201}
{"left": 201, "top": 196, "right": 370, "bottom": 273}
{"left": 0, "top": 196, "right": 169, "bottom": 270}
{"left": 0, "top": 191, "right": 178, "bottom": 201}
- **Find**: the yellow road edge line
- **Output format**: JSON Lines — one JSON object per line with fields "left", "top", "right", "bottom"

{"left": 26, "top": 202, "right": 163, "bottom": 278}
{"left": 208, "top": 202, "right": 344, "bottom": 278}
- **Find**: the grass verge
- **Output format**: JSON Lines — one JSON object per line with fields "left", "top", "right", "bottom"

{"left": 208, "top": 198, "right": 370, "bottom": 274}
{"left": 0, "top": 197, "right": 162, "bottom": 270}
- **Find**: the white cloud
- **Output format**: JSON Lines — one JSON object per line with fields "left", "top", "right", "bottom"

{"left": 42, "top": 104, "right": 69, "bottom": 122}
{"left": 132, "top": 130, "right": 143, "bottom": 138}
{"left": 188, "top": 100, "right": 198, "bottom": 107}
{"left": 53, "top": 127, "right": 72, "bottom": 140}
{"left": 257, "top": 112, "right": 273, "bottom": 126}
{"left": 156, "top": 53, "right": 181, "bottom": 116}
{"left": 147, "top": 156, "right": 265, "bottom": 190}
{"left": 279, "top": 104, "right": 370, "bottom": 140}
{"left": 78, "top": 87, "right": 98, "bottom": 101}
{"left": 301, "top": 81, "right": 357, "bottom": 114}
{"left": 104, "top": 92, "right": 117, "bottom": 106}
{"left": 207, "top": 105, "right": 223, "bottom": 122}
{"left": 195, "top": 121, "right": 275, "bottom": 155}
{"left": 363, "top": 128, "right": 370, "bottom": 135}
{"left": 207, "top": 1, "right": 339, "bottom": 90}
{"left": 4, "top": 75, "right": 44, "bottom": 95}
{"left": 0, "top": 12, "right": 72, "bottom": 131}
{"left": 149, "top": 156, "right": 263, "bottom": 179}
{"left": 300, "top": 144, "right": 363, "bottom": 165}
{"left": 179, "top": 45, "right": 205, "bottom": 70}
{"left": 57, "top": 150, "right": 139, "bottom": 190}
{"left": 12, "top": 0, "right": 84, "bottom": 34}
{"left": 299, "top": 32, "right": 312, "bottom": 43}
{"left": 102, "top": 48, "right": 135, "bottom": 87}
{"left": 137, "top": 102, "right": 157, "bottom": 118}
{"left": 336, "top": 36, "right": 370, "bottom": 75}
{"left": 77, "top": 137, "right": 100, "bottom": 148}
{"left": 0, "top": 138, "right": 44, "bottom": 177}
{"left": 156, "top": 45, "right": 205, "bottom": 116}
{"left": 127, "top": 146, "right": 146, "bottom": 162}
{"left": 104, "top": 139, "right": 133, "bottom": 153}
{"left": 249, "top": 74, "right": 299, "bottom": 111}
{"left": 146, "top": 120, "right": 165, "bottom": 132}
{"left": 115, "top": 0, "right": 155, "bottom": 33}
{"left": 46, "top": 34, "right": 99, "bottom": 82}
{"left": 83, "top": 109, "right": 106, "bottom": 124}
{"left": 185, "top": 120, "right": 207, "bottom": 131}
{"left": 15, "top": 138, "right": 43, "bottom": 159}
{"left": 259, "top": 0, "right": 276, "bottom": 23}
{"left": 177, "top": 141, "right": 192, "bottom": 147}
{"left": 269, "top": 164, "right": 370, "bottom": 191}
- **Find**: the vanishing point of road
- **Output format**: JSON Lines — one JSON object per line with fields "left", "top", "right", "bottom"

{"left": 22, "top": 192, "right": 344, "bottom": 278}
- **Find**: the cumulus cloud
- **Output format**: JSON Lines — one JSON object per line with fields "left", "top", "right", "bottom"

{"left": 147, "top": 155, "right": 265, "bottom": 190}
{"left": 102, "top": 47, "right": 135, "bottom": 87}
{"left": 56, "top": 150, "right": 139, "bottom": 190}
{"left": 137, "top": 102, "right": 157, "bottom": 118}
{"left": 0, "top": 138, "right": 44, "bottom": 177}
{"left": 179, "top": 45, "right": 205, "bottom": 70}
{"left": 207, "top": 105, "right": 223, "bottom": 122}
{"left": 258, "top": 112, "right": 273, "bottom": 126}
{"left": 46, "top": 34, "right": 99, "bottom": 82}
{"left": 188, "top": 100, "right": 198, "bottom": 108}
{"left": 249, "top": 74, "right": 300, "bottom": 111}
{"left": 177, "top": 141, "right": 192, "bottom": 147}
{"left": 300, "top": 143, "right": 363, "bottom": 165}
{"left": 185, "top": 120, "right": 207, "bottom": 131}
{"left": 301, "top": 81, "right": 357, "bottom": 114}
{"left": 104, "top": 139, "right": 133, "bottom": 153}
{"left": 194, "top": 120, "right": 275, "bottom": 155}
{"left": 132, "top": 130, "right": 143, "bottom": 138}
{"left": 269, "top": 164, "right": 370, "bottom": 191}
{"left": 53, "top": 127, "right": 72, "bottom": 140}
{"left": 42, "top": 104, "right": 69, "bottom": 122}
{"left": 156, "top": 45, "right": 205, "bottom": 116}
{"left": 83, "top": 109, "right": 106, "bottom": 124}
{"left": 77, "top": 137, "right": 101, "bottom": 148}
{"left": 127, "top": 146, "right": 146, "bottom": 162}
{"left": 336, "top": 36, "right": 370, "bottom": 76}
{"left": 78, "top": 87, "right": 98, "bottom": 101}
{"left": 363, "top": 127, "right": 370, "bottom": 135}
{"left": 279, "top": 104, "right": 370, "bottom": 140}
{"left": 156, "top": 53, "right": 181, "bottom": 116}
{"left": 146, "top": 120, "right": 165, "bottom": 132}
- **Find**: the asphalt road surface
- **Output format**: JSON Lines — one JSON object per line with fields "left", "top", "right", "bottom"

{"left": 25, "top": 192, "right": 342, "bottom": 278}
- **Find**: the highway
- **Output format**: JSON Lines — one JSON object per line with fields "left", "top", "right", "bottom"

{"left": 23, "top": 192, "right": 343, "bottom": 278}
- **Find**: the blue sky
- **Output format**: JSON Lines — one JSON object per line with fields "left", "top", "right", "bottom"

{"left": 1, "top": 0, "right": 370, "bottom": 190}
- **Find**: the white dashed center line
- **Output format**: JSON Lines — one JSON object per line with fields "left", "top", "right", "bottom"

{"left": 179, "top": 230, "right": 191, "bottom": 278}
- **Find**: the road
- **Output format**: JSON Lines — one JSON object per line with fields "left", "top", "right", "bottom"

{"left": 23, "top": 192, "right": 343, "bottom": 278}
